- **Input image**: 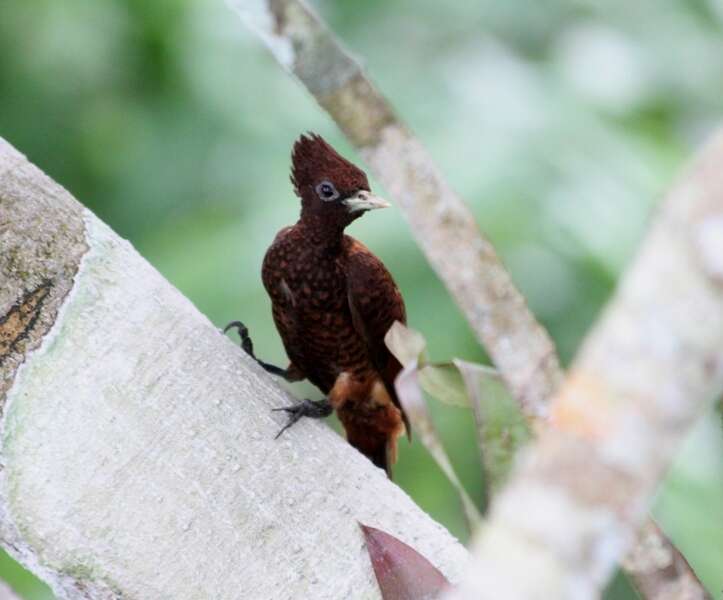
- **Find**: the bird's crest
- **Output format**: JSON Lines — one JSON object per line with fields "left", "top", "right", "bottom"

{"left": 290, "top": 133, "right": 369, "bottom": 198}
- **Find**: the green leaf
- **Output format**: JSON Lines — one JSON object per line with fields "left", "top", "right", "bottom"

{"left": 418, "top": 362, "right": 501, "bottom": 408}
{"left": 395, "top": 363, "right": 483, "bottom": 531}
{"left": 385, "top": 323, "right": 530, "bottom": 516}
{"left": 453, "top": 359, "right": 532, "bottom": 496}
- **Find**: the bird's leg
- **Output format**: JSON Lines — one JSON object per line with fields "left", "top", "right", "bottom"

{"left": 272, "top": 398, "right": 333, "bottom": 439}
{"left": 223, "top": 320, "right": 299, "bottom": 381}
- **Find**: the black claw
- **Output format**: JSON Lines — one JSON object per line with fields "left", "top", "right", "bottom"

{"left": 274, "top": 411, "right": 305, "bottom": 439}
{"left": 273, "top": 399, "right": 333, "bottom": 439}
{"left": 224, "top": 320, "right": 255, "bottom": 357}
{"left": 225, "top": 320, "right": 297, "bottom": 381}
{"left": 223, "top": 320, "right": 244, "bottom": 334}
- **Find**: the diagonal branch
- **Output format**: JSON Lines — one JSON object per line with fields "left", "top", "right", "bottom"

{"left": 227, "top": 0, "right": 561, "bottom": 419}
{"left": 228, "top": 0, "right": 713, "bottom": 597}
{"left": 623, "top": 519, "right": 712, "bottom": 600}
{"left": 444, "top": 130, "right": 723, "bottom": 599}
{"left": 0, "top": 137, "right": 467, "bottom": 599}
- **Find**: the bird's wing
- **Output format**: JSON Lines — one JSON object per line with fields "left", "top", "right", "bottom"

{"left": 344, "top": 239, "right": 411, "bottom": 437}
{"left": 261, "top": 227, "right": 307, "bottom": 380}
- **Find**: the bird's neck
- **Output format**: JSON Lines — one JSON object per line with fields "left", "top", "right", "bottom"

{"left": 298, "top": 213, "right": 347, "bottom": 252}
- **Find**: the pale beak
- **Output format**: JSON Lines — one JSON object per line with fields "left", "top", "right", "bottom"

{"left": 343, "top": 190, "right": 391, "bottom": 213}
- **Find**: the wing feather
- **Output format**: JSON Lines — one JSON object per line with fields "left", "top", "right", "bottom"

{"left": 344, "top": 239, "right": 411, "bottom": 437}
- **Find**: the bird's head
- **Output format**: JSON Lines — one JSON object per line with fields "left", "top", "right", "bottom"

{"left": 290, "top": 133, "right": 389, "bottom": 227}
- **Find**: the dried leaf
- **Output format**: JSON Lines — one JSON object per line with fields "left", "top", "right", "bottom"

{"left": 395, "top": 362, "right": 482, "bottom": 530}
{"left": 385, "top": 321, "right": 428, "bottom": 366}
{"left": 361, "top": 523, "right": 449, "bottom": 600}
{"left": 385, "top": 323, "right": 529, "bottom": 507}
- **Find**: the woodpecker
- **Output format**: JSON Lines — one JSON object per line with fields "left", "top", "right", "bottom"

{"left": 226, "top": 133, "right": 409, "bottom": 476}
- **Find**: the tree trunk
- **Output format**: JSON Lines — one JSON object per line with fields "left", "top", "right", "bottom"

{"left": 0, "top": 138, "right": 467, "bottom": 599}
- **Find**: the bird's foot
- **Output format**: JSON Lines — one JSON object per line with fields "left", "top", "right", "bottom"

{"left": 224, "top": 320, "right": 255, "bottom": 357}
{"left": 224, "top": 320, "right": 292, "bottom": 380}
{"left": 272, "top": 399, "right": 333, "bottom": 439}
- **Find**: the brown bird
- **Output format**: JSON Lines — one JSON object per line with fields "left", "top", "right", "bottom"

{"left": 226, "top": 133, "right": 409, "bottom": 476}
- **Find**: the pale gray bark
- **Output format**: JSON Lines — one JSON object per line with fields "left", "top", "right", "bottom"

{"left": 444, "top": 131, "right": 723, "bottom": 600}
{"left": 0, "top": 138, "right": 468, "bottom": 599}
{"left": 623, "top": 520, "right": 711, "bottom": 600}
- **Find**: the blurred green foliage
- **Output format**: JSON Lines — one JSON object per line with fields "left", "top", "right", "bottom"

{"left": 1, "top": 0, "right": 722, "bottom": 598}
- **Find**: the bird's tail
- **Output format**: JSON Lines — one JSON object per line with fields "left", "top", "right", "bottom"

{"left": 339, "top": 384, "right": 406, "bottom": 478}
{"left": 346, "top": 429, "right": 399, "bottom": 479}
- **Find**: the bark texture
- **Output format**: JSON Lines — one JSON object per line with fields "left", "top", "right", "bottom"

{"left": 444, "top": 132, "right": 723, "bottom": 600}
{"left": 0, "top": 141, "right": 87, "bottom": 406}
{"left": 0, "top": 138, "right": 467, "bottom": 599}
{"left": 622, "top": 520, "right": 711, "bottom": 600}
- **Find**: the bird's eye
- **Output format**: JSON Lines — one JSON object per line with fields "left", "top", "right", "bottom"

{"left": 315, "top": 181, "right": 339, "bottom": 201}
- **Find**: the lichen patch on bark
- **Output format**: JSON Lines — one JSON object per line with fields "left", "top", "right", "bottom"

{"left": 0, "top": 280, "right": 53, "bottom": 365}
{"left": 0, "top": 138, "right": 88, "bottom": 412}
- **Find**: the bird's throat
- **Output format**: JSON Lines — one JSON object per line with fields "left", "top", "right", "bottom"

{"left": 298, "top": 212, "right": 348, "bottom": 252}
